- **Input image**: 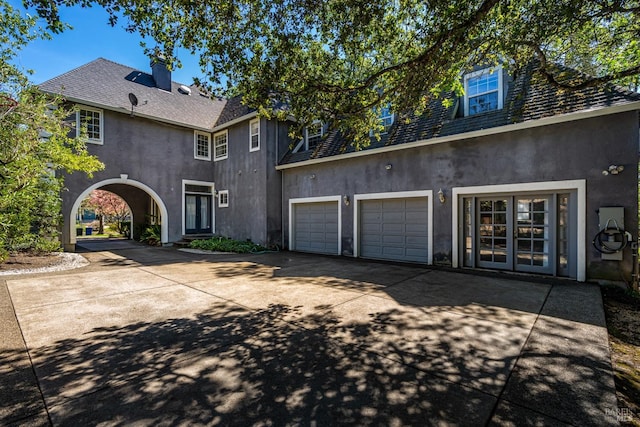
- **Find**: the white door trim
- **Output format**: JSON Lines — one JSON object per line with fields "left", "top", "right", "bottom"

{"left": 354, "top": 190, "right": 433, "bottom": 264}
{"left": 452, "top": 180, "right": 586, "bottom": 282}
{"left": 182, "top": 179, "right": 216, "bottom": 236}
{"left": 289, "top": 196, "right": 342, "bottom": 255}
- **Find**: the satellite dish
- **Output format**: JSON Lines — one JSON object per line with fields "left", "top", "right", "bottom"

{"left": 128, "top": 93, "right": 139, "bottom": 106}
{"left": 128, "top": 93, "right": 138, "bottom": 117}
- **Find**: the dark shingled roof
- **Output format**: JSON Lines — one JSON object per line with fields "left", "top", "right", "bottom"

{"left": 214, "top": 95, "right": 256, "bottom": 126}
{"left": 280, "top": 61, "right": 640, "bottom": 165}
{"left": 39, "top": 58, "right": 227, "bottom": 130}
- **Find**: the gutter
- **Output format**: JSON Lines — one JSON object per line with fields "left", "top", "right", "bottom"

{"left": 275, "top": 101, "right": 640, "bottom": 170}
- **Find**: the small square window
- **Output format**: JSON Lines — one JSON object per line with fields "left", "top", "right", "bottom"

{"left": 194, "top": 131, "right": 211, "bottom": 160}
{"left": 214, "top": 130, "right": 228, "bottom": 161}
{"left": 76, "top": 108, "right": 103, "bottom": 144}
{"left": 218, "top": 190, "right": 229, "bottom": 207}
{"left": 249, "top": 119, "right": 260, "bottom": 152}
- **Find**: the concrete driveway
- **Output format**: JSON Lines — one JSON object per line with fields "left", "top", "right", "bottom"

{"left": 1, "top": 243, "right": 619, "bottom": 426}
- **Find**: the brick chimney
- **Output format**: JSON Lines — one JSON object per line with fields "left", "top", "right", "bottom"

{"left": 150, "top": 56, "right": 172, "bottom": 92}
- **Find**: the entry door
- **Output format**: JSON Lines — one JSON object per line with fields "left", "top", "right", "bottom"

{"left": 476, "top": 196, "right": 554, "bottom": 275}
{"left": 185, "top": 194, "right": 212, "bottom": 234}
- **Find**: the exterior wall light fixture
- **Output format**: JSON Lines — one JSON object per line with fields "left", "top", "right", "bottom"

{"left": 310, "top": 173, "right": 316, "bottom": 179}
{"left": 438, "top": 188, "right": 446, "bottom": 204}
{"left": 602, "top": 165, "right": 624, "bottom": 176}
{"left": 385, "top": 163, "right": 392, "bottom": 170}
{"left": 343, "top": 195, "right": 350, "bottom": 206}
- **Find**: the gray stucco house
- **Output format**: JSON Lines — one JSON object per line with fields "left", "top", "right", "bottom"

{"left": 40, "top": 58, "right": 640, "bottom": 283}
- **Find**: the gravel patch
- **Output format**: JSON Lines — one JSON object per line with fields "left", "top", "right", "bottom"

{"left": 0, "top": 253, "right": 89, "bottom": 276}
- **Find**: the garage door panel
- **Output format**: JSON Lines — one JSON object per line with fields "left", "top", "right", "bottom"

{"left": 382, "top": 247, "right": 405, "bottom": 257}
{"left": 382, "top": 235, "right": 405, "bottom": 245}
{"left": 406, "top": 235, "right": 428, "bottom": 245}
{"left": 405, "top": 224, "right": 428, "bottom": 234}
{"left": 382, "top": 212, "right": 404, "bottom": 222}
{"left": 406, "top": 248, "right": 429, "bottom": 258}
{"left": 359, "top": 197, "right": 429, "bottom": 263}
{"left": 406, "top": 210, "right": 428, "bottom": 222}
{"left": 382, "top": 199, "right": 404, "bottom": 209}
{"left": 382, "top": 223, "right": 403, "bottom": 233}
{"left": 293, "top": 202, "right": 339, "bottom": 255}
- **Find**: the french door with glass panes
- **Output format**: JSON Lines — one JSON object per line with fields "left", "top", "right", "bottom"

{"left": 185, "top": 194, "right": 212, "bottom": 234}
{"left": 467, "top": 195, "right": 566, "bottom": 276}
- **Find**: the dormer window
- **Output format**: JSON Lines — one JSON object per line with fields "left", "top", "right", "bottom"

{"left": 370, "top": 104, "right": 395, "bottom": 136}
{"left": 292, "top": 121, "right": 324, "bottom": 153}
{"left": 377, "top": 105, "right": 394, "bottom": 133}
{"left": 305, "top": 121, "right": 323, "bottom": 150}
{"left": 464, "top": 68, "right": 503, "bottom": 116}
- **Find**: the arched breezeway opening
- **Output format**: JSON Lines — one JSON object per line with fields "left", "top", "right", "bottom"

{"left": 78, "top": 189, "right": 133, "bottom": 238}
{"left": 68, "top": 178, "right": 169, "bottom": 248}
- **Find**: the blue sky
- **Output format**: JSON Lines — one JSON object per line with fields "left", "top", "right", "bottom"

{"left": 9, "top": 0, "right": 204, "bottom": 85}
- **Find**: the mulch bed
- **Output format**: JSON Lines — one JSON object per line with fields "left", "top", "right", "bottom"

{"left": 602, "top": 286, "right": 640, "bottom": 426}
{"left": 0, "top": 253, "right": 62, "bottom": 272}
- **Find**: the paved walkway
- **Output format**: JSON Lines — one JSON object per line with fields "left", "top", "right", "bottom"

{"left": 1, "top": 244, "right": 619, "bottom": 425}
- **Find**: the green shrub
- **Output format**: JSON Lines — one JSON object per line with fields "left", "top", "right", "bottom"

{"left": 189, "top": 237, "right": 266, "bottom": 253}
{"left": 139, "top": 224, "right": 162, "bottom": 246}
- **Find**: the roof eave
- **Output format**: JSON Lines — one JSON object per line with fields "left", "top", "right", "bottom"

{"left": 46, "top": 93, "right": 215, "bottom": 132}
{"left": 276, "top": 101, "right": 640, "bottom": 170}
{"left": 212, "top": 111, "right": 259, "bottom": 132}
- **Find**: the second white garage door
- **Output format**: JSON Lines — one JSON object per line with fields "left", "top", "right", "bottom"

{"left": 359, "top": 197, "right": 429, "bottom": 263}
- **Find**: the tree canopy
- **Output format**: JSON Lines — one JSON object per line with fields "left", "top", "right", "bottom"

{"left": 24, "top": 0, "right": 640, "bottom": 144}
{"left": 1, "top": 0, "right": 103, "bottom": 259}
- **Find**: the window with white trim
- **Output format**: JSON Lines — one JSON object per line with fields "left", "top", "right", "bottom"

{"left": 369, "top": 105, "right": 395, "bottom": 136}
{"left": 218, "top": 190, "right": 229, "bottom": 207}
{"left": 214, "top": 130, "right": 228, "bottom": 161}
{"left": 377, "top": 105, "right": 394, "bottom": 133}
{"left": 194, "top": 131, "right": 211, "bottom": 160}
{"left": 249, "top": 118, "right": 260, "bottom": 152}
{"left": 76, "top": 107, "right": 103, "bottom": 144}
{"left": 464, "top": 68, "right": 503, "bottom": 116}
{"left": 291, "top": 121, "right": 324, "bottom": 153}
{"left": 305, "top": 121, "right": 323, "bottom": 150}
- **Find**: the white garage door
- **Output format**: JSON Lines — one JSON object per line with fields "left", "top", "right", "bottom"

{"left": 293, "top": 202, "right": 339, "bottom": 255}
{"left": 360, "top": 197, "right": 429, "bottom": 263}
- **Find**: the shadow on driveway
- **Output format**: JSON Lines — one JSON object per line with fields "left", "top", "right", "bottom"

{"left": 0, "top": 246, "right": 620, "bottom": 426}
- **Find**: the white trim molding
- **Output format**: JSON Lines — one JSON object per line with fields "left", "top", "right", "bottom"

{"left": 213, "top": 129, "right": 229, "bottom": 161}
{"left": 69, "top": 177, "right": 169, "bottom": 245}
{"left": 194, "top": 130, "right": 212, "bottom": 161}
{"left": 182, "top": 179, "right": 216, "bottom": 236}
{"left": 451, "top": 179, "right": 586, "bottom": 282}
{"left": 218, "top": 189, "right": 229, "bottom": 207}
{"left": 76, "top": 106, "right": 104, "bottom": 145}
{"left": 249, "top": 118, "right": 260, "bottom": 152}
{"left": 353, "top": 190, "right": 433, "bottom": 264}
{"left": 288, "top": 195, "right": 342, "bottom": 255}
{"left": 464, "top": 67, "right": 503, "bottom": 116}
